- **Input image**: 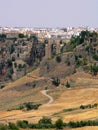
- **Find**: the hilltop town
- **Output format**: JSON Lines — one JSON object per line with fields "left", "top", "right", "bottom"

{"left": 0, "top": 26, "right": 98, "bottom": 39}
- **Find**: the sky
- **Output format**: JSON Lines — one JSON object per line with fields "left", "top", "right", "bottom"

{"left": 0, "top": 0, "right": 98, "bottom": 28}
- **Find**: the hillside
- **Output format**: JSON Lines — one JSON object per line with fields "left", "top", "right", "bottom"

{"left": 0, "top": 31, "right": 98, "bottom": 129}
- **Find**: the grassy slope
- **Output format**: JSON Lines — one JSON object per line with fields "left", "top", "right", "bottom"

{"left": 0, "top": 70, "right": 98, "bottom": 130}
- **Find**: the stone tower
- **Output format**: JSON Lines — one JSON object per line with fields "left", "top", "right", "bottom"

{"left": 45, "top": 39, "right": 62, "bottom": 59}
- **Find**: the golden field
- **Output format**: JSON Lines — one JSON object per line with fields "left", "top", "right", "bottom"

{"left": 0, "top": 70, "right": 98, "bottom": 130}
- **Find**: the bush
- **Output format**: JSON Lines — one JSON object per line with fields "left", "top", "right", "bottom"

{"left": 0, "top": 84, "right": 5, "bottom": 89}
{"left": 75, "top": 59, "right": 83, "bottom": 67}
{"left": 68, "top": 120, "right": 98, "bottom": 128}
{"left": 55, "top": 118, "right": 63, "bottom": 129}
{"left": 80, "top": 103, "right": 98, "bottom": 110}
{"left": 10, "top": 45, "right": 15, "bottom": 54}
{"left": 72, "top": 69, "right": 76, "bottom": 74}
{"left": 18, "top": 64, "right": 22, "bottom": 70}
{"left": 56, "top": 56, "right": 61, "bottom": 63}
{"left": 14, "top": 62, "right": 17, "bottom": 68}
{"left": 90, "top": 63, "right": 98, "bottom": 76}
{"left": 80, "top": 105, "right": 85, "bottom": 109}
{"left": 39, "top": 117, "right": 52, "bottom": 124}
{"left": 93, "top": 54, "right": 98, "bottom": 61}
{"left": 28, "top": 123, "right": 38, "bottom": 129}
{"left": 52, "top": 77, "right": 60, "bottom": 86}
{"left": 17, "top": 120, "right": 28, "bottom": 128}
{"left": 2, "top": 118, "right": 98, "bottom": 129}
{"left": 8, "top": 122, "right": 19, "bottom": 130}
{"left": 25, "top": 102, "right": 33, "bottom": 110}
{"left": 66, "top": 81, "right": 70, "bottom": 88}
{"left": 68, "top": 121, "right": 78, "bottom": 128}
{"left": 12, "top": 56, "right": 15, "bottom": 61}
{"left": 23, "top": 102, "right": 41, "bottom": 110}
{"left": 0, "top": 124, "right": 8, "bottom": 130}
{"left": 18, "top": 34, "right": 25, "bottom": 38}
{"left": 22, "top": 64, "right": 26, "bottom": 68}
{"left": 38, "top": 117, "right": 53, "bottom": 129}
{"left": 9, "top": 68, "right": 14, "bottom": 74}
{"left": 67, "top": 61, "right": 70, "bottom": 66}
{"left": 7, "top": 59, "right": 12, "bottom": 67}
{"left": 19, "top": 105, "right": 24, "bottom": 110}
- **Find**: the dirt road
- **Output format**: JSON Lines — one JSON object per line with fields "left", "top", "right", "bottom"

{"left": 41, "top": 90, "right": 54, "bottom": 105}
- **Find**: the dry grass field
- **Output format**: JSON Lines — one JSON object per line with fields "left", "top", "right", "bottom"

{"left": 0, "top": 71, "right": 98, "bottom": 130}
{"left": 69, "top": 126, "right": 98, "bottom": 130}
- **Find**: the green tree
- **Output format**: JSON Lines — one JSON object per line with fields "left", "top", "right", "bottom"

{"left": 90, "top": 63, "right": 98, "bottom": 76}
{"left": 18, "top": 34, "right": 25, "bottom": 38}
{"left": 7, "top": 59, "right": 12, "bottom": 67}
{"left": 56, "top": 56, "right": 61, "bottom": 63}
{"left": 9, "top": 44, "right": 15, "bottom": 54}
{"left": 12, "top": 56, "right": 15, "bottom": 61}
{"left": 66, "top": 81, "right": 70, "bottom": 88}
{"left": 55, "top": 118, "right": 63, "bottom": 129}
{"left": 18, "top": 64, "right": 22, "bottom": 70}
{"left": 17, "top": 120, "right": 28, "bottom": 128}
{"left": 39, "top": 117, "right": 52, "bottom": 124}
{"left": 38, "top": 117, "right": 53, "bottom": 128}
{"left": 52, "top": 77, "right": 60, "bottom": 86}
{"left": 14, "top": 62, "right": 17, "bottom": 68}
{"left": 8, "top": 122, "right": 19, "bottom": 130}
{"left": 0, "top": 124, "right": 8, "bottom": 130}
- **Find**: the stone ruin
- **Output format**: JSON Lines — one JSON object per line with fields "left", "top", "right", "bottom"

{"left": 45, "top": 39, "right": 63, "bottom": 59}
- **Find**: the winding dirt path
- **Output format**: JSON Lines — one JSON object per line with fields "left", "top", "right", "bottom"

{"left": 41, "top": 90, "right": 54, "bottom": 105}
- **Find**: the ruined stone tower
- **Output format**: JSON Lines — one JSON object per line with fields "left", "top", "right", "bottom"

{"left": 45, "top": 39, "right": 62, "bottom": 59}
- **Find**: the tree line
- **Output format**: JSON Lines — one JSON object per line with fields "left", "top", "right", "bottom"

{"left": 1, "top": 117, "right": 98, "bottom": 130}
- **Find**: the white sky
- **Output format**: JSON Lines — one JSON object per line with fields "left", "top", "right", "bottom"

{"left": 0, "top": 0, "right": 98, "bottom": 27}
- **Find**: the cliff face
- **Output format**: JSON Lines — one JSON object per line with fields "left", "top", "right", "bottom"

{"left": 28, "top": 37, "right": 45, "bottom": 66}
{"left": 0, "top": 31, "right": 98, "bottom": 83}
{"left": 39, "top": 31, "right": 98, "bottom": 78}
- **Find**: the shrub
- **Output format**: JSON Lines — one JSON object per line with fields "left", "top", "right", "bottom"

{"left": 25, "top": 102, "right": 33, "bottom": 110}
{"left": 18, "top": 34, "right": 25, "bottom": 38}
{"left": 19, "top": 105, "right": 24, "bottom": 110}
{"left": 67, "top": 61, "right": 70, "bottom": 66}
{"left": 7, "top": 59, "right": 12, "bottom": 67}
{"left": 9, "top": 44, "right": 15, "bottom": 54}
{"left": 17, "top": 120, "right": 28, "bottom": 128}
{"left": 22, "top": 64, "right": 26, "bottom": 68}
{"left": 14, "top": 62, "right": 17, "bottom": 68}
{"left": 12, "top": 56, "right": 15, "bottom": 61}
{"left": 68, "top": 121, "right": 77, "bottom": 128}
{"left": 90, "top": 63, "right": 98, "bottom": 76}
{"left": 80, "top": 103, "right": 98, "bottom": 110}
{"left": 9, "top": 68, "right": 14, "bottom": 74}
{"left": 18, "top": 64, "right": 22, "bottom": 70}
{"left": 63, "top": 108, "right": 76, "bottom": 112}
{"left": 93, "top": 54, "right": 98, "bottom": 61}
{"left": 55, "top": 118, "right": 63, "bottom": 129}
{"left": 56, "top": 56, "right": 61, "bottom": 63}
{"left": 0, "top": 84, "right": 5, "bottom": 89}
{"left": 52, "top": 77, "right": 60, "bottom": 86}
{"left": 39, "top": 117, "right": 52, "bottom": 125}
{"left": 24, "top": 102, "right": 41, "bottom": 110}
{"left": 28, "top": 123, "right": 38, "bottom": 129}
{"left": 38, "top": 117, "right": 53, "bottom": 128}
{"left": 80, "top": 105, "right": 85, "bottom": 109}
{"left": 0, "top": 124, "right": 8, "bottom": 130}
{"left": 66, "top": 81, "right": 70, "bottom": 88}
{"left": 8, "top": 122, "right": 19, "bottom": 130}
{"left": 72, "top": 69, "right": 76, "bottom": 74}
